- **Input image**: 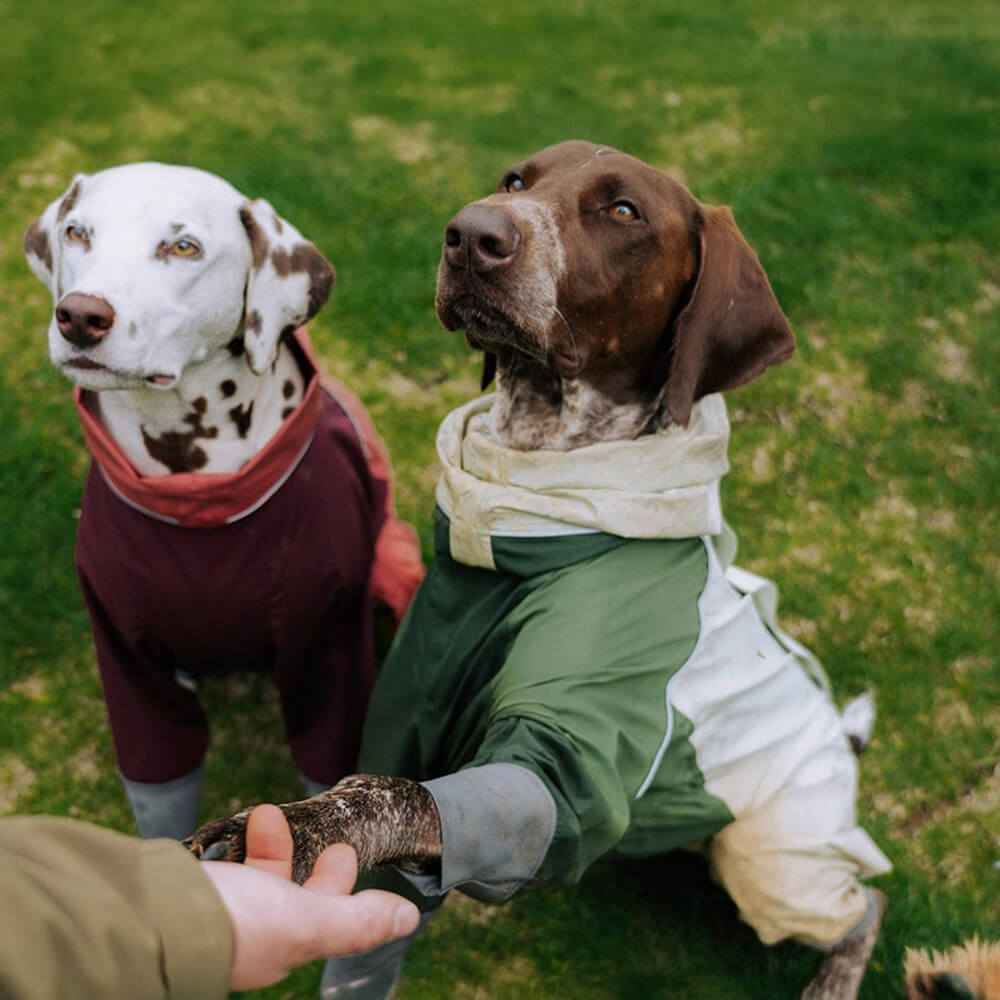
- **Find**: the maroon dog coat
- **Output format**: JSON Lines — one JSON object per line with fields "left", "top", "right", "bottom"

{"left": 73, "top": 331, "right": 423, "bottom": 784}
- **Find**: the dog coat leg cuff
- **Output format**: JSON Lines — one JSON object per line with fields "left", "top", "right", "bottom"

{"left": 121, "top": 765, "right": 204, "bottom": 840}
{"left": 814, "top": 887, "right": 885, "bottom": 953}
{"left": 407, "top": 763, "right": 557, "bottom": 903}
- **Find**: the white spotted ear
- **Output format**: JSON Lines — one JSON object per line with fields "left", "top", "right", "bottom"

{"left": 24, "top": 173, "right": 90, "bottom": 298}
{"left": 238, "top": 199, "right": 335, "bottom": 374}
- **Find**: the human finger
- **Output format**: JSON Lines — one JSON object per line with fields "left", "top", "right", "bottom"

{"left": 303, "top": 842, "right": 359, "bottom": 896}
{"left": 302, "top": 890, "right": 420, "bottom": 958}
{"left": 243, "top": 804, "right": 293, "bottom": 879}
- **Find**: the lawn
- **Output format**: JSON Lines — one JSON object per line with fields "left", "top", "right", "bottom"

{"left": 1, "top": 1, "right": 998, "bottom": 997}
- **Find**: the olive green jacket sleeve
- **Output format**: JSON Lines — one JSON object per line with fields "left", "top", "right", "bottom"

{"left": 0, "top": 816, "right": 233, "bottom": 1000}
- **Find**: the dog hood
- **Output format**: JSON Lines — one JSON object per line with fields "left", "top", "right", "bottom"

{"left": 435, "top": 393, "right": 731, "bottom": 570}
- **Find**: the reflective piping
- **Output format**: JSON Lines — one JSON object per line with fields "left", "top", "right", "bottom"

{"left": 488, "top": 525, "right": 600, "bottom": 538}
{"left": 222, "top": 432, "right": 314, "bottom": 523}
{"left": 98, "top": 466, "right": 180, "bottom": 525}
{"left": 96, "top": 430, "right": 315, "bottom": 527}
{"left": 635, "top": 535, "right": 714, "bottom": 799}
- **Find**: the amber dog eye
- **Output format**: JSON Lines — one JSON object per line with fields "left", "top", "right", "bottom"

{"left": 501, "top": 173, "right": 525, "bottom": 193}
{"left": 609, "top": 201, "right": 639, "bottom": 222}
{"left": 171, "top": 239, "right": 202, "bottom": 257}
{"left": 65, "top": 224, "right": 88, "bottom": 243}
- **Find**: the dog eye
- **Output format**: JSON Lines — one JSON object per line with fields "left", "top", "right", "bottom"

{"left": 609, "top": 201, "right": 639, "bottom": 222}
{"left": 65, "top": 224, "right": 88, "bottom": 243}
{"left": 501, "top": 173, "right": 525, "bottom": 193}
{"left": 171, "top": 239, "right": 202, "bottom": 258}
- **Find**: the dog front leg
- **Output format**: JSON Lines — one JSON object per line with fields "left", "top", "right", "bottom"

{"left": 184, "top": 774, "right": 442, "bottom": 884}
{"left": 800, "top": 889, "right": 888, "bottom": 1000}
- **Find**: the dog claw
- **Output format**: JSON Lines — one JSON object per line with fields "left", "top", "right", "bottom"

{"left": 183, "top": 814, "right": 250, "bottom": 864}
{"left": 200, "top": 840, "right": 233, "bottom": 861}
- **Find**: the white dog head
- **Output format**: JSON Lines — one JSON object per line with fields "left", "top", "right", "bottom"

{"left": 24, "top": 163, "right": 334, "bottom": 390}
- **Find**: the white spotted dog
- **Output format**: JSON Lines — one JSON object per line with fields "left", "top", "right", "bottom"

{"left": 25, "top": 164, "right": 325, "bottom": 475}
{"left": 24, "top": 164, "right": 423, "bottom": 841}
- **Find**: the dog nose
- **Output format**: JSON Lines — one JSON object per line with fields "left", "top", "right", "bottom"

{"left": 444, "top": 204, "right": 521, "bottom": 273}
{"left": 55, "top": 293, "right": 116, "bottom": 348}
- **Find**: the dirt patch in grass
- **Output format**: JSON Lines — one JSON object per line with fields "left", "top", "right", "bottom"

{"left": 351, "top": 116, "right": 437, "bottom": 165}
{"left": 0, "top": 757, "right": 37, "bottom": 814}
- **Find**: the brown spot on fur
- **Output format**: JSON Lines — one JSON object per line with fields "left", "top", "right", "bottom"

{"left": 56, "top": 181, "right": 81, "bottom": 222}
{"left": 271, "top": 213, "right": 284, "bottom": 235}
{"left": 227, "top": 335, "right": 246, "bottom": 356}
{"left": 271, "top": 245, "right": 335, "bottom": 318}
{"left": 245, "top": 311, "right": 262, "bottom": 333}
{"left": 270, "top": 247, "right": 293, "bottom": 277}
{"left": 141, "top": 404, "right": 218, "bottom": 473}
{"left": 239, "top": 207, "right": 270, "bottom": 271}
{"left": 220, "top": 379, "right": 237, "bottom": 398}
{"left": 282, "top": 379, "right": 295, "bottom": 399}
{"left": 24, "top": 220, "right": 53, "bottom": 273}
{"left": 229, "top": 401, "right": 254, "bottom": 438}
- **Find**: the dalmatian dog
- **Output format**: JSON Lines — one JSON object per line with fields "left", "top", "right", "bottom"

{"left": 24, "top": 164, "right": 422, "bottom": 840}
{"left": 25, "top": 163, "right": 328, "bottom": 475}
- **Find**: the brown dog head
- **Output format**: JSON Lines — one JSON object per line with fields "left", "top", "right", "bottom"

{"left": 435, "top": 141, "right": 794, "bottom": 442}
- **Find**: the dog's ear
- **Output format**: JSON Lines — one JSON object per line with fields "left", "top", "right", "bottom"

{"left": 24, "top": 173, "right": 90, "bottom": 298}
{"left": 664, "top": 205, "right": 795, "bottom": 426}
{"left": 239, "top": 199, "right": 335, "bottom": 375}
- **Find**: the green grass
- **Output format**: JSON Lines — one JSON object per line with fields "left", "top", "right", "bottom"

{"left": 1, "top": 1, "right": 998, "bottom": 996}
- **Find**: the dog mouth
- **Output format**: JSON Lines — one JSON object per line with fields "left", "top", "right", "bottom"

{"left": 442, "top": 294, "right": 549, "bottom": 366}
{"left": 62, "top": 357, "right": 177, "bottom": 389}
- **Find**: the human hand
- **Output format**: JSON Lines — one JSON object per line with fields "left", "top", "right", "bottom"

{"left": 202, "top": 804, "right": 420, "bottom": 991}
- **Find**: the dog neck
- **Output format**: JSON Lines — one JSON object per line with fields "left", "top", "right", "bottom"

{"left": 93, "top": 339, "right": 306, "bottom": 476}
{"left": 490, "top": 351, "right": 661, "bottom": 451}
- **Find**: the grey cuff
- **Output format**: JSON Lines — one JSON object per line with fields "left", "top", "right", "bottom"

{"left": 399, "top": 763, "right": 557, "bottom": 903}
{"left": 299, "top": 771, "right": 333, "bottom": 798}
{"left": 817, "top": 888, "right": 884, "bottom": 952}
{"left": 121, "top": 766, "right": 203, "bottom": 840}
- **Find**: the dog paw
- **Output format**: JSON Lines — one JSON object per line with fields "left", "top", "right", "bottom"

{"left": 183, "top": 811, "right": 251, "bottom": 864}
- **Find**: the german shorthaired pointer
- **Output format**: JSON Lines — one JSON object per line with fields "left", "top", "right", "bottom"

{"left": 187, "top": 143, "right": 890, "bottom": 1000}
{"left": 24, "top": 164, "right": 423, "bottom": 840}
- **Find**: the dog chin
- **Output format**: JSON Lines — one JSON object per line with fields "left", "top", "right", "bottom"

{"left": 443, "top": 296, "right": 548, "bottom": 365}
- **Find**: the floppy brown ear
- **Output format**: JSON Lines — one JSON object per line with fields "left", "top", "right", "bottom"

{"left": 664, "top": 205, "right": 795, "bottom": 426}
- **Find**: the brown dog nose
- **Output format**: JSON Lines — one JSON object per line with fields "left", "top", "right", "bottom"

{"left": 55, "top": 293, "right": 116, "bottom": 348}
{"left": 444, "top": 204, "right": 521, "bottom": 273}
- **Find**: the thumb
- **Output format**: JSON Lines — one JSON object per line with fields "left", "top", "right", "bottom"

{"left": 301, "top": 891, "right": 421, "bottom": 958}
{"left": 243, "top": 804, "right": 294, "bottom": 879}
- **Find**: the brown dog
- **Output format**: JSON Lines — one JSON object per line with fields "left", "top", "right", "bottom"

{"left": 188, "top": 142, "right": 889, "bottom": 1000}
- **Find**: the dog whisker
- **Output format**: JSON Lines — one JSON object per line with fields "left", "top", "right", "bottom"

{"left": 552, "top": 307, "right": 582, "bottom": 367}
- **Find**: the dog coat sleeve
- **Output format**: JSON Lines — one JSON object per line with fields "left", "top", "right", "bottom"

{"left": 402, "top": 764, "right": 558, "bottom": 903}
{"left": 360, "top": 527, "right": 735, "bottom": 894}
